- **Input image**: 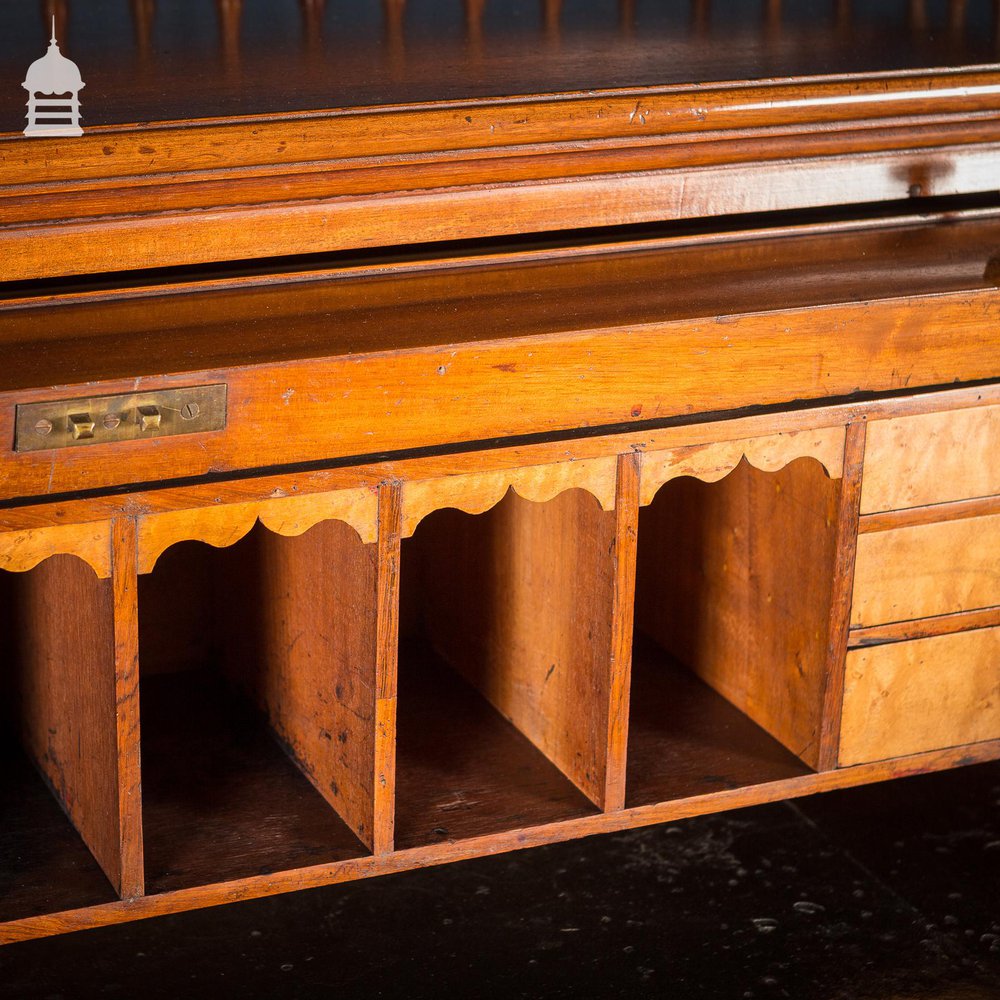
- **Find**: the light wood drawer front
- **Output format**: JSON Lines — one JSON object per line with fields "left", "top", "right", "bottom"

{"left": 851, "top": 513, "right": 1000, "bottom": 627}
{"left": 840, "top": 627, "right": 1000, "bottom": 766}
{"left": 862, "top": 405, "right": 1000, "bottom": 514}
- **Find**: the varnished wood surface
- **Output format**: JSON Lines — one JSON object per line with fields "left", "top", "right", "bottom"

{"left": 3, "top": 2, "right": 999, "bottom": 129}
{"left": 851, "top": 511, "right": 1000, "bottom": 626}
{"left": 413, "top": 489, "right": 619, "bottom": 808}
{"left": 393, "top": 640, "right": 599, "bottom": 851}
{"left": 7, "top": 555, "right": 139, "bottom": 897}
{"left": 840, "top": 627, "right": 1000, "bottom": 765}
{"left": 862, "top": 403, "right": 1000, "bottom": 513}
{"left": 2, "top": 218, "right": 1000, "bottom": 504}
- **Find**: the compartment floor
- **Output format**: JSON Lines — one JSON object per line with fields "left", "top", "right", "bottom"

{"left": 394, "top": 640, "right": 600, "bottom": 850}
{"left": 141, "top": 670, "right": 369, "bottom": 894}
{"left": 626, "top": 634, "right": 813, "bottom": 807}
{"left": 0, "top": 743, "right": 118, "bottom": 923}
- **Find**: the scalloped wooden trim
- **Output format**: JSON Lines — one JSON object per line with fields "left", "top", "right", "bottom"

{"left": 137, "top": 486, "right": 378, "bottom": 574}
{"left": 0, "top": 521, "right": 112, "bottom": 579}
{"left": 400, "top": 456, "right": 617, "bottom": 538}
{"left": 639, "top": 427, "right": 846, "bottom": 506}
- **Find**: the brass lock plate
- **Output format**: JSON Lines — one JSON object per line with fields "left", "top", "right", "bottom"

{"left": 14, "top": 384, "right": 227, "bottom": 453}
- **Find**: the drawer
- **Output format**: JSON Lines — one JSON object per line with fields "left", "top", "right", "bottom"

{"left": 851, "top": 512, "right": 1000, "bottom": 627}
{"left": 840, "top": 627, "right": 1000, "bottom": 766}
{"left": 861, "top": 404, "right": 1000, "bottom": 514}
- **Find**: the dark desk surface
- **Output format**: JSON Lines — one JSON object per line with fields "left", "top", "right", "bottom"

{"left": 2, "top": 0, "right": 1000, "bottom": 130}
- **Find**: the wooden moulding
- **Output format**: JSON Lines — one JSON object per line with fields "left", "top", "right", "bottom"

{"left": 2, "top": 70, "right": 1000, "bottom": 279}
{"left": 0, "top": 521, "right": 112, "bottom": 579}
{"left": 636, "top": 426, "right": 846, "bottom": 505}
{"left": 2, "top": 518, "right": 143, "bottom": 899}
{"left": 136, "top": 485, "right": 378, "bottom": 574}
{"left": 399, "top": 457, "right": 617, "bottom": 538}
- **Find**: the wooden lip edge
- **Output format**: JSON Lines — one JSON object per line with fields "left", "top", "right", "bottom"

{"left": 2, "top": 380, "right": 1000, "bottom": 520}
{"left": 2, "top": 65, "right": 999, "bottom": 139}
{"left": 5, "top": 203, "right": 1000, "bottom": 314}
{"left": 1, "top": 737, "right": 996, "bottom": 945}
{"left": 859, "top": 493, "right": 1000, "bottom": 532}
{"left": 848, "top": 606, "right": 1000, "bottom": 647}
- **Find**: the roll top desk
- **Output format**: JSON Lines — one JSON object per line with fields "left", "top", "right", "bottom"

{"left": 0, "top": 1, "right": 998, "bottom": 941}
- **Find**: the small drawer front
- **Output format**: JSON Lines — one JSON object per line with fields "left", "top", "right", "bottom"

{"left": 861, "top": 405, "right": 1000, "bottom": 514}
{"left": 840, "top": 627, "right": 1000, "bottom": 766}
{"left": 851, "top": 513, "right": 1000, "bottom": 628}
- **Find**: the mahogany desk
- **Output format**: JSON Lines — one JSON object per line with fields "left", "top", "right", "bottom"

{"left": 0, "top": 1, "right": 998, "bottom": 942}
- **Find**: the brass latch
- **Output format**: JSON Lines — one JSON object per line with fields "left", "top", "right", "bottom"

{"left": 14, "top": 384, "right": 227, "bottom": 453}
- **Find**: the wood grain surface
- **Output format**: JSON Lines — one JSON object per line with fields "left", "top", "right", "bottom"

{"left": 862, "top": 403, "right": 1000, "bottom": 513}
{"left": 840, "top": 627, "right": 1000, "bottom": 765}
{"left": 852, "top": 511, "right": 1000, "bottom": 627}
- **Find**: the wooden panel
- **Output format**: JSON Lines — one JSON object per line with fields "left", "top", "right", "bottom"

{"left": 862, "top": 404, "right": 1000, "bottom": 513}
{"left": 8, "top": 541, "right": 143, "bottom": 898}
{"left": 411, "top": 488, "right": 620, "bottom": 809}
{"left": 840, "top": 627, "right": 1000, "bottom": 765}
{"left": 635, "top": 458, "right": 842, "bottom": 769}
{"left": 1, "top": 291, "right": 998, "bottom": 505}
{"left": 217, "top": 519, "right": 383, "bottom": 853}
{"left": 851, "top": 512, "right": 1000, "bottom": 627}
{"left": 817, "top": 421, "right": 867, "bottom": 771}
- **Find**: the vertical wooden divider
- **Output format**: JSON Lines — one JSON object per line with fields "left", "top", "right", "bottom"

{"left": 13, "top": 518, "right": 144, "bottom": 899}
{"left": 603, "top": 452, "right": 640, "bottom": 812}
{"left": 373, "top": 482, "right": 402, "bottom": 855}
{"left": 415, "top": 463, "right": 637, "bottom": 812}
{"left": 817, "top": 420, "right": 867, "bottom": 771}
{"left": 221, "top": 485, "right": 399, "bottom": 855}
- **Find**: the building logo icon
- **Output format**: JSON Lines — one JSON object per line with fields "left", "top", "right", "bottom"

{"left": 22, "top": 18, "right": 85, "bottom": 137}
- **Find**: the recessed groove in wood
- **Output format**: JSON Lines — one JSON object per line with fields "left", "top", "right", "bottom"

{"left": 849, "top": 606, "right": 1000, "bottom": 647}
{"left": 625, "top": 637, "right": 812, "bottom": 809}
{"left": 0, "top": 743, "right": 120, "bottom": 926}
{"left": 393, "top": 642, "right": 599, "bottom": 852}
